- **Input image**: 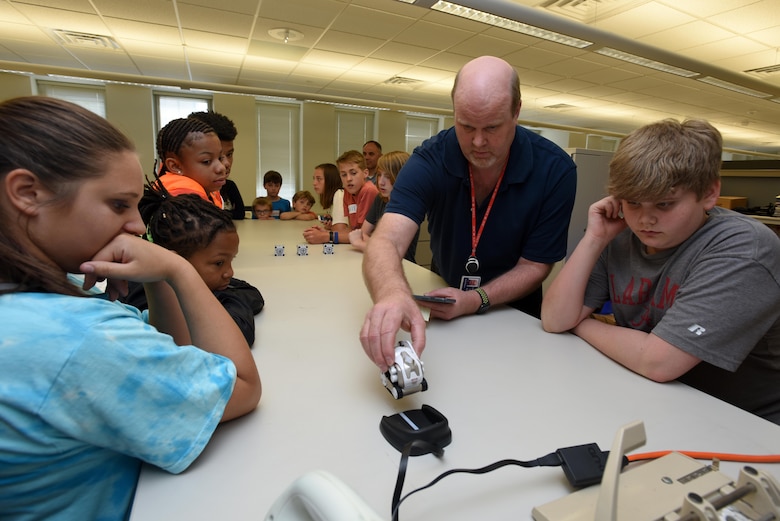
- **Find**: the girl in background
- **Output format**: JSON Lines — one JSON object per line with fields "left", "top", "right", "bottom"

{"left": 152, "top": 117, "right": 227, "bottom": 207}
{"left": 0, "top": 97, "right": 260, "bottom": 519}
{"left": 125, "top": 189, "right": 264, "bottom": 346}
{"left": 349, "top": 151, "right": 418, "bottom": 263}
{"left": 303, "top": 163, "right": 349, "bottom": 244}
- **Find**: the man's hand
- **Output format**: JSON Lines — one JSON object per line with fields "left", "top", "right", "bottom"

{"left": 419, "top": 287, "right": 481, "bottom": 320}
{"left": 360, "top": 292, "right": 426, "bottom": 372}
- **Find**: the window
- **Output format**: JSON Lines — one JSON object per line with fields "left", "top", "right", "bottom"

{"left": 335, "top": 109, "right": 375, "bottom": 157}
{"left": 405, "top": 115, "right": 441, "bottom": 152}
{"left": 155, "top": 94, "right": 210, "bottom": 130}
{"left": 37, "top": 82, "right": 106, "bottom": 117}
{"left": 257, "top": 101, "right": 301, "bottom": 202}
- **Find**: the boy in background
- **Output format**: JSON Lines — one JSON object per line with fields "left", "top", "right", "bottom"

{"left": 541, "top": 118, "right": 780, "bottom": 424}
{"left": 263, "top": 170, "right": 291, "bottom": 219}
{"left": 281, "top": 190, "right": 317, "bottom": 221}
{"left": 338, "top": 150, "right": 378, "bottom": 232}
{"left": 252, "top": 197, "right": 274, "bottom": 220}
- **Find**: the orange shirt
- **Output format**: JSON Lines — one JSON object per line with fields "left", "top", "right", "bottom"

{"left": 156, "top": 174, "right": 224, "bottom": 208}
{"left": 342, "top": 182, "right": 378, "bottom": 229}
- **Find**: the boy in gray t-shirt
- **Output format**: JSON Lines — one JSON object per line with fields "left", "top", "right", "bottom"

{"left": 541, "top": 118, "right": 780, "bottom": 425}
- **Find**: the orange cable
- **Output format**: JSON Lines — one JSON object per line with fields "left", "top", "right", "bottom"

{"left": 628, "top": 451, "right": 780, "bottom": 464}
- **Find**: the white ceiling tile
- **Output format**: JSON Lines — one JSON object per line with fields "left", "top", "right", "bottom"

{"left": 447, "top": 34, "right": 527, "bottom": 58}
{"left": 106, "top": 19, "right": 181, "bottom": 46}
{"left": 329, "top": 4, "right": 415, "bottom": 40}
{"left": 396, "top": 66, "right": 452, "bottom": 83}
{"left": 257, "top": 0, "right": 346, "bottom": 29}
{"left": 393, "top": 20, "right": 473, "bottom": 49}
{"left": 747, "top": 26, "right": 780, "bottom": 48}
{"left": 351, "top": 57, "right": 410, "bottom": 76}
{"left": 92, "top": 0, "right": 175, "bottom": 25}
{"left": 247, "top": 40, "right": 308, "bottom": 62}
{"left": 176, "top": 4, "right": 255, "bottom": 38}
{"left": 332, "top": 69, "right": 388, "bottom": 85}
{"left": 592, "top": 2, "right": 694, "bottom": 39}
{"left": 639, "top": 21, "right": 734, "bottom": 51}
{"left": 240, "top": 55, "right": 297, "bottom": 74}
{"left": 684, "top": 36, "right": 768, "bottom": 63}
{"left": 301, "top": 49, "right": 362, "bottom": 69}
{"left": 132, "top": 55, "right": 189, "bottom": 78}
{"left": 708, "top": 0, "right": 780, "bottom": 34}
{"left": 119, "top": 39, "right": 185, "bottom": 60}
{"left": 314, "top": 30, "right": 384, "bottom": 55}
{"left": 10, "top": 4, "right": 110, "bottom": 34}
{"left": 178, "top": 0, "right": 260, "bottom": 16}
{"left": 417, "top": 52, "right": 471, "bottom": 73}
{"left": 369, "top": 41, "right": 439, "bottom": 64}
{"left": 0, "top": 3, "right": 32, "bottom": 23}
{"left": 186, "top": 48, "right": 244, "bottom": 67}
{"left": 503, "top": 46, "right": 571, "bottom": 70}
{"left": 656, "top": 0, "right": 762, "bottom": 19}
{"left": 182, "top": 31, "right": 248, "bottom": 55}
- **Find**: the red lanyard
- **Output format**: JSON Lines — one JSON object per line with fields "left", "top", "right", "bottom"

{"left": 469, "top": 162, "right": 507, "bottom": 258}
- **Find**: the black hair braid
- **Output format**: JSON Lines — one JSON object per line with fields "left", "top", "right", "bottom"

{"left": 155, "top": 117, "right": 215, "bottom": 176}
{"left": 139, "top": 186, "right": 235, "bottom": 259}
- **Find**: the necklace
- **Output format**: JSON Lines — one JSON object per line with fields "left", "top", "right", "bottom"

{"left": 466, "top": 160, "right": 508, "bottom": 274}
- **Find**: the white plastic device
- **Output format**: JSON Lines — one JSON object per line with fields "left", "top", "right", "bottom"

{"left": 533, "top": 421, "right": 780, "bottom": 521}
{"left": 265, "top": 470, "right": 383, "bottom": 521}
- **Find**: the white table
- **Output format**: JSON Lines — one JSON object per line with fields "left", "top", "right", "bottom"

{"left": 130, "top": 219, "right": 780, "bottom": 520}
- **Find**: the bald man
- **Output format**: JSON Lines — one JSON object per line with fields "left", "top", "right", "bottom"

{"left": 360, "top": 56, "right": 577, "bottom": 370}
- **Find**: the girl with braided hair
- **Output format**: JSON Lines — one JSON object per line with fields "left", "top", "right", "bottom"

{"left": 0, "top": 96, "right": 260, "bottom": 519}
{"left": 152, "top": 117, "right": 227, "bottom": 207}
{"left": 123, "top": 187, "right": 264, "bottom": 345}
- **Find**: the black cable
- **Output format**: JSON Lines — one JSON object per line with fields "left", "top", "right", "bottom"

{"left": 390, "top": 442, "right": 561, "bottom": 521}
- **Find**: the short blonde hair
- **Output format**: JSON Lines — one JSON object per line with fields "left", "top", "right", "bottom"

{"left": 252, "top": 196, "right": 271, "bottom": 209}
{"left": 336, "top": 150, "right": 366, "bottom": 170}
{"left": 292, "top": 190, "right": 315, "bottom": 206}
{"left": 608, "top": 119, "right": 722, "bottom": 201}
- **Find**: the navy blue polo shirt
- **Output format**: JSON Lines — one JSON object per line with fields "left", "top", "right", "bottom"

{"left": 387, "top": 126, "right": 576, "bottom": 314}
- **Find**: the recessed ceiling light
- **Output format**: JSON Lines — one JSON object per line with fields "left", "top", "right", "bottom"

{"left": 268, "top": 28, "right": 304, "bottom": 44}
{"left": 697, "top": 76, "right": 772, "bottom": 99}
{"left": 428, "top": 1, "right": 593, "bottom": 48}
{"left": 594, "top": 47, "right": 698, "bottom": 78}
{"left": 745, "top": 64, "right": 780, "bottom": 76}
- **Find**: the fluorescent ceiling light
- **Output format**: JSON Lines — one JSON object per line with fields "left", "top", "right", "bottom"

{"left": 306, "top": 100, "right": 391, "bottom": 111}
{"left": 430, "top": 1, "right": 592, "bottom": 49}
{"left": 696, "top": 76, "right": 772, "bottom": 99}
{"left": 595, "top": 47, "right": 698, "bottom": 78}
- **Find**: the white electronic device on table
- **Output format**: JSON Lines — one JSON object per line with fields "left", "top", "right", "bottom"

{"left": 533, "top": 421, "right": 780, "bottom": 521}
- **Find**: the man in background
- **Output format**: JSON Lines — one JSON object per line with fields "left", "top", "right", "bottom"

{"left": 363, "top": 140, "right": 382, "bottom": 185}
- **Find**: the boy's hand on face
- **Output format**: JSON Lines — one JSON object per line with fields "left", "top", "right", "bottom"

{"left": 587, "top": 196, "right": 627, "bottom": 245}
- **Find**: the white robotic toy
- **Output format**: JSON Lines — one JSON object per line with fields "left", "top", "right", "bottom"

{"left": 381, "top": 340, "right": 428, "bottom": 399}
